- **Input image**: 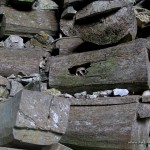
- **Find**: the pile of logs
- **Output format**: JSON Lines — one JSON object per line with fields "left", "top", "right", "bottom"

{"left": 0, "top": 0, "right": 150, "bottom": 150}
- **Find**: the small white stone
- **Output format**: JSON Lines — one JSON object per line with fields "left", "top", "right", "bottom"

{"left": 64, "top": 93, "right": 73, "bottom": 98}
{"left": 86, "top": 94, "right": 97, "bottom": 99}
{"left": 4, "top": 35, "right": 24, "bottom": 49}
{"left": 142, "top": 90, "right": 150, "bottom": 96}
{"left": 74, "top": 91, "right": 87, "bottom": 98}
{"left": 113, "top": 88, "right": 129, "bottom": 97}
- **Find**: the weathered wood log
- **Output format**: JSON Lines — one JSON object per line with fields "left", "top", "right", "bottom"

{"left": 0, "top": 90, "right": 70, "bottom": 147}
{"left": 48, "top": 38, "right": 150, "bottom": 94}
{"left": 61, "top": 6, "right": 77, "bottom": 19}
{"left": 74, "top": 6, "right": 137, "bottom": 45}
{"left": 0, "top": 47, "right": 48, "bottom": 77}
{"left": 0, "top": 7, "right": 58, "bottom": 37}
{"left": 51, "top": 37, "right": 84, "bottom": 55}
{"left": 75, "top": 0, "right": 128, "bottom": 21}
{"left": 60, "top": 19, "right": 78, "bottom": 37}
{"left": 137, "top": 103, "right": 150, "bottom": 118}
{"left": 61, "top": 96, "right": 150, "bottom": 150}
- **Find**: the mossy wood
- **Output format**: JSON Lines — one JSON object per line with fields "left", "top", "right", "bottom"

{"left": 48, "top": 39, "right": 150, "bottom": 94}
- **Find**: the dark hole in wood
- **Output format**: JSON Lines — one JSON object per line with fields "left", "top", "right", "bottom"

{"left": 68, "top": 62, "right": 91, "bottom": 75}
{"left": 51, "top": 48, "right": 59, "bottom": 56}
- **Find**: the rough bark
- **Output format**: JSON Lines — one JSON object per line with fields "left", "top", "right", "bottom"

{"left": 0, "top": 7, "right": 58, "bottom": 37}
{"left": 48, "top": 39, "right": 150, "bottom": 94}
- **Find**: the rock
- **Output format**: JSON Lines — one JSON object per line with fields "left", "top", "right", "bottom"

{"left": 75, "top": 0, "right": 129, "bottom": 21}
{"left": 0, "top": 86, "right": 9, "bottom": 98}
{"left": 93, "top": 90, "right": 113, "bottom": 97}
{"left": 133, "top": 6, "right": 150, "bottom": 28}
{"left": 42, "top": 143, "right": 73, "bottom": 150}
{"left": 0, "top": 90, "right": 70, "bottom": 146}
{"left": 0, "top": 41, "right": 4, "bottom": 47}
{"left": 48, "top": 39, "right": 150, "bottom": 94}
{"left": 51, "top": 37, "right": 84, "bottom": 55}
{"left": 113, "top": 88, "right": 129, "bottom": 97}
{"left": 61, "top": 6, "right": 77, "bottom": 19}
{"left": 32, "top": 0, "right": 58, "bottom": 10}
{"left": 25, "top": 31, "right": 54, "bottom": 51}
{"left": 10, "top": 80, "right": 23, "bottom": 97}
{"left": 25, "top": 81, "right": 41, "bottom": 91}
{"left": 142, "top": 90, "right": 150, "bottom": 96}
{"left": 60, "top": 19, "right": 78, "bottom": 37}
{"left": 0, "top": 7, "right": 58, "bottom": 38}
{"left": 41, "top": 83, "right": 47, "bottom": 92}
{"left": 44, "top": 88, "right": 62, "bottom": 96}
{"left": 74, "top": 6, "right": 137, "bottom": 45}
{"left": 0, "top": 47, "right": 48, "bottom": 77}
{"left": 4, "top": 35, "right": 24, "bottom": 49}
{"left": 0, "top": 76, "right": 10, "bottom": 88}
{"left": 86, "top": 94, "right": 97, "bottom": 99}
{"left": 19, "top": 74, "right": 41, "bottom": 84}
{"left": 34, "top": 31, "right": 54, "bottom": 45}
{"left": 74, "top": 91, "right": 87, "bottom": 99}
{"left": 64, "top": 93, "right": 73, "bottom": 98}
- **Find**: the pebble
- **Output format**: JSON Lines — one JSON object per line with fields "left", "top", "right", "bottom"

{"left": 4, "top": 35, "right": 24, "bottom": 49}
{"left": 113, "top": 88, "right": 129, "bottom": 97}
{"left": 142, "top": 90, "right": 150, "bottom": 96}
{"left": 86, "top": 94, "right": 98, "bottom": 99}
{"left": 64, "top": 93, "right": 73, "bottom": 98}
{"left": 74, "top": 91, "right": 87, "bottom": 99}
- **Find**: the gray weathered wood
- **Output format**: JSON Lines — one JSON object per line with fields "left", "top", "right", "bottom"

{"left": 75, "top": 0, "right": 128, "bottom": 20}
{"left": 74, "top": 6, "right": 137, "bottom": 45}
{"left": 141, "top": 96, "right": 150, "bottom": 103}
{"left": 137, "top": 103, "right": 150, "bottom": 118}
{"left": 48, "top": 38, "right": 150, "bottom": 94}
{"left": 0, "top": 7, "right": 58, "bottom": 37}
{"left": 60, "top": 19, "right": 78, "bottom": 37}
{"left": 51, "top": 37, "right": 84, "bottom": 55}
{"left": 61, "top": 96, "right": 150, "bottom": 150}
{"left": 0, "top": 47, "right": 48, "bottom": 77}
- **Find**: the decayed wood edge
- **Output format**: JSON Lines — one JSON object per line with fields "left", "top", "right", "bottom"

{"left": 68, "top": 95, "right": 140, "bottom": 106}
{"left": 141, "top": 96, "right": 150, "bottom": 103}
{"left": 137, "top": 103, "right": 150, "bottom": 118}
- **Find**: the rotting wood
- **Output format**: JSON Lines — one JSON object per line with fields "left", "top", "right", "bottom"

{"left": 48, "top": 38, "right": 150, "bottom": 94}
